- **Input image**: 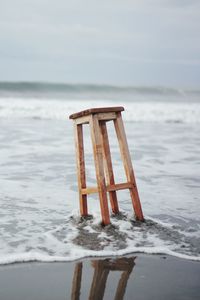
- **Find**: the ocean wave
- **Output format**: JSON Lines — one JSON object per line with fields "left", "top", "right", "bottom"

{"left": 0, "top": 97, "right": 200, "bottom": 123}
{"left": 0, "top": 82, "right": 200, "bottom": 98}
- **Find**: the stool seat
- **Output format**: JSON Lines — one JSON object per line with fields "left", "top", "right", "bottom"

{"left": 69, "top": 106, "right": 124, "bottom": 120}
{"left": 69, "top": 106, "right": 144, "bottom": 225}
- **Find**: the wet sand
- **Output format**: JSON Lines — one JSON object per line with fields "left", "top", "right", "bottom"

{"left": 0, "top": 254, "right": 199, "bottom": 300}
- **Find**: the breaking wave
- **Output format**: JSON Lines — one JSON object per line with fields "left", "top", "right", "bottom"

{"left": 0, "top": 97, "right": 200, "bottom": 123}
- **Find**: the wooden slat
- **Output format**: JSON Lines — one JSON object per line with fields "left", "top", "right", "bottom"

{"left": 89, "top": 114, "right": 110, "bottom": 225}
{"left": 114, "top": 112, "right": 144, "bottom": 221}
{"left": 97, "top": 112, "right": 116, "bottom": 121}
{"left": 74, "top": 115, "right": 90, "bottom": 125}
{"left": 104, "top": 257, "right": 136, "bottom": 271}
{"left": 100, "top": 121, "right": 119, "bottom": 214}
{"left": 74, "top": 123, "right": 88, "bottom": 216}
{"left": 81, "top": 187, "right": 98, "bottom": 195}
{"left": 81, "top": 182, "right": 133, "bottom": 195}
{"left": 69, "top": 106, "right": 124, "bottom": 119}
{"left": 107, "top": 182, "right": 133, "bottom": 192}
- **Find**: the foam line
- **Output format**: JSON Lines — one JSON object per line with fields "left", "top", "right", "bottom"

{"left": 0, "top": 247, "right": 199, "bottom": 266}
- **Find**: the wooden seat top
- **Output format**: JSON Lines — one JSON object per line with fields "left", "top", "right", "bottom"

{"left": 69, "top": 106, "right": 124, "bottom": 119}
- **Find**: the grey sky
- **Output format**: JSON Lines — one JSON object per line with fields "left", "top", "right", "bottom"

{"left": 0, "top": 0, "right": 200, "bottom": 86}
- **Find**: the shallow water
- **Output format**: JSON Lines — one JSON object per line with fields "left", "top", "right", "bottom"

{"left": 0, "top": 88, "right": 200, "bottom": 264}
{"left": 1, "top": 254, "right": 200, "bottom": 300}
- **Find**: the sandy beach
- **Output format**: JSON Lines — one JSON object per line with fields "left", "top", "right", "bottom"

{"left": 0, "top": 254, "right": 199, "bottom": 300}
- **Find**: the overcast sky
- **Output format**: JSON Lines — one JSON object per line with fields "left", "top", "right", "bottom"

{"left": 0, "top": 0, "right": 200, "bottom": 86}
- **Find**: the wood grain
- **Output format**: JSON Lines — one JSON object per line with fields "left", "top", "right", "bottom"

{"left": 114, "top": 112, "right": 144, "bottom": 221}
{"left": 74, "top": 123, "right": 88, "bottom": 216}
{"left": 69, "top": 106, "right": 124, "bottom": 120}
{"left": 89, "top": 115, "right": 110, "bottom": 225}
{"left": 71, "top": 262, "right": 82, "bottom": 300}
{"left": 100, "top": 121, "right": 119, "bottom": 214}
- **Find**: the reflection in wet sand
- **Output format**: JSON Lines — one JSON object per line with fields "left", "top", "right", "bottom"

{"left": 71, "top": 257, "right": 136, "bottom": 300}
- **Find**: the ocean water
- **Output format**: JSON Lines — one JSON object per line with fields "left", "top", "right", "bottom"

{"left": 0, "top": 82, "right": 200, "bottom": 265}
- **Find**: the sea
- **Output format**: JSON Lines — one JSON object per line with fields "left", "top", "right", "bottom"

{"left": 0, "top": 82, "right": 199, "bottom": 265}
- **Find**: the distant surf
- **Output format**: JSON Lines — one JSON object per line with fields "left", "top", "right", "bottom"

{"left": 0, "top": 96, "right": 199, "bottom": 123}
{"left": 0, "top": 81, "right": 200, "bottom": 100}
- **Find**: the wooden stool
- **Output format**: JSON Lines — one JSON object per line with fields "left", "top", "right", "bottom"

{"left": 69, "top": 107, "right": 144, "bottom": 225}
{"left": 71, "top": 257, "right": 136, "bottom": 300}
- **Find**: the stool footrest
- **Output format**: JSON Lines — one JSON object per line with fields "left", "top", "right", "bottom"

{"left": 81, "top": 182, "right": 134, "bottom": 195}
{"left": 81, "top": 187, "right": 98, "bottom": 195}
{"left": 107, "top": 182, "right": 134, "bottom": 192}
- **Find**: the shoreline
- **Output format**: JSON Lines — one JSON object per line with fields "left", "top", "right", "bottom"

{"left": 0, "top": 249, "right": 200, "bottom": 266}
{"left": 1, "top": 253, "right": 199, "bottom": 300}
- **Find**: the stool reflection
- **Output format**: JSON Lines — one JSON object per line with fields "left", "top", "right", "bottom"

{"left": 71, "top": 256, "right": 136, "bottom": 300}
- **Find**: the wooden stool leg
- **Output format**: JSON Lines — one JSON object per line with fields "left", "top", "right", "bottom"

{"left": 114, "top": 113, "right": 144, "bottom": 221}
{"left": 99, "top": 121, "right": 119, "bottom": 214}
{"left": 74, "top": 123, "right": 88, "bottom": 216}
{"left": 89, "top": 262, "right": 109, "bottom": 300}
{"left": 89, "top": 115, "right": 110, "bottom": 225}
{"left": 114, "top": 270, "right": 132, "bottom": 300}
{"left": 71, "top": 262, "right": 82, "bottom": 300}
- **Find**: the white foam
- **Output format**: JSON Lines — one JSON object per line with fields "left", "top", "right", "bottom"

{"left": 0, "top": 207, "right": 199, "bottom": 265}
{"left": 0, "top": 97, "right": 200, "bottom": 123}
{"left": 0, "top": 247, "right": 199, "bottom": 266}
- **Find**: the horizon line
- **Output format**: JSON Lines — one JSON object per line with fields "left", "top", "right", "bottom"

{"left": 0, "top": 80, "right": 199, "bottom": 90}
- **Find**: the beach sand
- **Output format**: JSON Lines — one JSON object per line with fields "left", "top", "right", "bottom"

{"left": 0, "top": 254, "right": 199, "bottom": 300}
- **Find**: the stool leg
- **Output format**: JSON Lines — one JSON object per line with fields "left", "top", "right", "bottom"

{"left": 114, "top": 270, "right": 132, "bottom": 300}
{"left": 89, "top": 262, "right": 109, "bottom": 300}
{"left": 99, "top": 121, "right": 119, "bottom": 214}
{"left": 71, "top": 262, "right": 82, "bottom": 300}
{"left": 74, "top": 123, "right": 88, "bottom": 216}
{"left": 114, "top": 113, "right": 144, "bottom": 221}
{"left": 89, "top": 115, "right": 110, "bottom": 225}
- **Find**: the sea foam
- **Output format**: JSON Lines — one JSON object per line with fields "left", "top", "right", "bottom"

{"left": 0, "top": 97, "right": 200, "bottom": 123}
{"left": 0, "top": 213, "right": 200, "bottom": 266}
